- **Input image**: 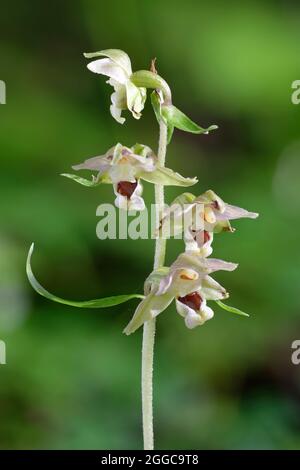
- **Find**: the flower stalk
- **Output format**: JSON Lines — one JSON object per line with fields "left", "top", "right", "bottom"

{"left": 142, "top": 119, "right": 168, "bottom": 450}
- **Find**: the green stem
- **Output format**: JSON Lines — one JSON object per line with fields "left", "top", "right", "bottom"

{"left": 141, "top": 120, "right": 168, "bottom": 450}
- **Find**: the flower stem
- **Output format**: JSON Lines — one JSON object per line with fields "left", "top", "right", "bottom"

{"left": 141, "top": 119, "right": 168, "bottom": 450}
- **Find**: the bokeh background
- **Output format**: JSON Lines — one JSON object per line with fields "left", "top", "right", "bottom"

{"left": 1, "top": 0, "right": 300, "bottom": 449}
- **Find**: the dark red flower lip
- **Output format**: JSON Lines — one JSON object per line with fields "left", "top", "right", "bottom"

{"left": 211, "top": 200, "right": 220, "bottom": 210}
{"left": 192, "top": 230, "right": 211, "bottom": 244}
{"left": 117, "top": 180, "right": 138, "bottom": 199}
{"left": 177, "top": 292, "right": 202, "bottom": 311}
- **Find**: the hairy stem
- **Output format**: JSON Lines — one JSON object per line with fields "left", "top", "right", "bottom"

{"left": 141, "top": 120, "right": 168, "bottom": 450}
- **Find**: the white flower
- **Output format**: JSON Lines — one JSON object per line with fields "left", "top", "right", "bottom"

{"left": 124, "top": 251, "right": 238, "bottom": 334}
{"left": 160, "top": 190, "right": 259, "bottom": 253}
{"left": 63, "top": 144, "right": 198, "bottom": 211}
{"left": 84, "top": 49, "right": 147, "bottom": 123}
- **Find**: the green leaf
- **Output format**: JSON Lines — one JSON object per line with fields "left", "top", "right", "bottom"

{"left": 161, "top": 104, "right": 218, "bottom": 135}
{"left": 141, "top": 166, "right": 198, "bottom": 187}
{"left": 26, "top": 243, "right": 144, "bottom": 308}
{"left": 61, "top": 173, "right": 109, "bottom": 186}
{"left": 167, "top": 124, "right": 175, "bottom": 144}
{"left": 215, "top": 300, "right": 250, "bottom": 317}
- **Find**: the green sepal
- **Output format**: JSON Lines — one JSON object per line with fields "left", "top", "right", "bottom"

{"left": 144, "top": 267, "right": 170, "bottom": 295}
{"left": 61, "top": 173, "right": 110, "bottom": 186}
{"left": 167, "top": 124, "right": 175, "bottom": 144}
{"left": 215, "top": 300, "right": 250, "bottom": 317}
{"left": 161, "top": 104, "right": 218, "bottom": 135}
{"left": 170, "top": 192, "right": 196, "bottom": 206}
{"left": 130, "top": 143, "right": 153, "bottom": 158}
{"left": 141, "top": 167, "right": 197, "bottom": 187}
{"left": 131, "top": 71, "right": 172, "bottom": 102}
{"left": 26, "top": 243, "right": 144, "bottom": 309}
{"left": 123, "top": 290, "right": 173, "bottom": 335}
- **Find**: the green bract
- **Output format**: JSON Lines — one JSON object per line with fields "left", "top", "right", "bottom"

{"left": 27, "top": 244, "right": 144, "bottom": 309}
{"left": 216, "top": 300, "right": 250, "bottom": 317}
{"left": 151, "top": 90, "right": 218, "bottom": 143}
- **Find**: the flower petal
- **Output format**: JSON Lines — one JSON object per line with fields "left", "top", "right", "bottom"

{"left": 176, "top": 299, "right": 209, "bottom": 329}
{"left": 175, "top": 299, "right": 203, "bottom": 327}
{"left": 72, "top": 152, "right": 113, "bottom": 172}
{"left": 128, "top": 181, "right": 145, "bottom": 210}
{"left": 128, "top": 195, "right": 145, "bottom": 211}
{"left": 200, "top": 275, "right": 228, "bottom": 300}
{"left": 125, "top": 81, "right": 147, "bottom": 119}
{"left": 87, "top": 58, "right": 128, "bottom": 84}
{"left": 110, "top": 103, "right": 125, "bottom": 124}
{"left": 144, "top": 267, "right": 170, "bottom": 295}
{"left": 114, "top": 193, "right": 128, "bottom": 210}
{"left": 156, "top": 272, "right": 174, "bottom": 296}
{"left": 113, "top": 181, "right": 145, "bottom": 211}
{"left": 217, "top": 204, "right": 259, "bottom": 220}
{"left": 110, "top": 162, "right": 136, "bottom": 183}
{"left": 204, "top": 258, "right": 238, "bottom": 273}
{"left": 84, "top": 49, "right": 132, "bottom": 75}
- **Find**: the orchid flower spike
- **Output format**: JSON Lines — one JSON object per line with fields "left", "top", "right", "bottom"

{"left": 160, "top": 190, "right": 259, "bottom": 252}
{"left": 62, "top": 144, "right": 198, "bottom": 211}
{"left": 84, "top": 49, "right": 147, "bottom": 123}
{"left": 124, "top": 250, "right": 238, "bottom": 334}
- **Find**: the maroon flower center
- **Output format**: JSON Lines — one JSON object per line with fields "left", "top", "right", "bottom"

{"left": 178, "top": 292, "right": 202, "bottom": 311}
{"left": 117, "top": 181, "right": 137, "bottom": 199}
{"left": 212, "top": 200, "right": 220, "bottom": 210}
{"left": 193, "top": 230, "right": 210, "bottom": 244}
{"left": 203, "top": 230, "right": 210, "bottom": 243}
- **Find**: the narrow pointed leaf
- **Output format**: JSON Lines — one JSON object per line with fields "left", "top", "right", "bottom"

{"left": 162, "top": 104, "right": 218, "bottom": 135}
{"left": 26, "top": 244, "right": 144, "bottom": 308}
{"left": 216, "top": 300, "right": 250, "bottom": 317}
{"left": 167, "top": 124, "right": 174, "bottom": 144}
{"left": 61, "top": 173, "right": 110, "bottom": 186}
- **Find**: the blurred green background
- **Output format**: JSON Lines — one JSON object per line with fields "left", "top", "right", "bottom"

{"left": 1, "top": 0, "right": 300, "bottom": 450}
